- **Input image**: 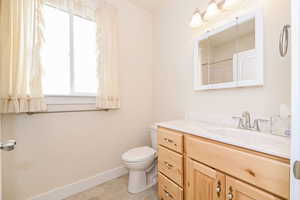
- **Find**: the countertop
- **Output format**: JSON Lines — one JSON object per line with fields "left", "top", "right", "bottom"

{"left": 156, "top": 120, "right": 290, "bottom": 159}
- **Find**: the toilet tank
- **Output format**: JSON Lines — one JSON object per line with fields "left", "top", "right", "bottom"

{"left": 150, "top": 125, "right": 158, "bottom": 150}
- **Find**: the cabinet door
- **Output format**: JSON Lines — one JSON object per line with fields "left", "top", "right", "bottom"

{"left": 226, "top": 177, "right": 281, "bottom": 200}
{"left": 186, "top": 159, "right": 225, "bottom": 200}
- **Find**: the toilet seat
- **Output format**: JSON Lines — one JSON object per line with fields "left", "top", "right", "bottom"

{"left": 122, "top": 146, "right": 156, "bottom": 163}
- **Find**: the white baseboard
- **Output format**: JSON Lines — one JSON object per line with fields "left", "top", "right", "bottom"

{"left": 31, "top": 166, "right": 128, "bottom": 200}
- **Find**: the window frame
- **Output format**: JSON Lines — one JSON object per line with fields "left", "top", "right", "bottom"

{"left": 43, "top": 4, "right": 97, "bottom": 105}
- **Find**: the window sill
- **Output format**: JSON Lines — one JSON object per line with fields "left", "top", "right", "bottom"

{"left": 45, "top": 95, "right": 96, "bottom": 105}
{"left": 44, "top": 95, "right": 97, "bottom": 113}
{"left": 46, "top": 94, "right": 96, "bottom": 98}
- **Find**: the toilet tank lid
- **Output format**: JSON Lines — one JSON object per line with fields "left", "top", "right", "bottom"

{"left": 122, "top": 146, "right": 156, "bottom": 163}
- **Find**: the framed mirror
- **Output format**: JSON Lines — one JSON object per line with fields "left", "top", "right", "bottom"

{"left": 194, "top": 10, "right": 264, "bottom": 91}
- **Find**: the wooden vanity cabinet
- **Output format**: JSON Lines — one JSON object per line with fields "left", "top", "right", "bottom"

{"left": 157, "top": 127, "right": 290, "bottom": 200}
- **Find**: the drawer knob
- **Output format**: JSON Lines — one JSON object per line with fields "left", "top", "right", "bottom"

{"left": 164, "top": 161, "right": 174, "bottom": 169}
{"left": 164, "top": 138, "right": 174, "bottom": 143}
{"left": 164, "top": 190, "right": 174, "bottom": 199}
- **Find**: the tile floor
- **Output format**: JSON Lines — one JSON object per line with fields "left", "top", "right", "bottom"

{"left": 65, "top": 175, "right": 158, "bottom": 200}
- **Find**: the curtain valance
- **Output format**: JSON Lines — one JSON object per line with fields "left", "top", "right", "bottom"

{"left": 44, "top": 0, "right": 97, "bottom": 20}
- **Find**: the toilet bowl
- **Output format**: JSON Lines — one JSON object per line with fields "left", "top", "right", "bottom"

{"left": 122, "top": 126, "right": 157, "bottom": 194}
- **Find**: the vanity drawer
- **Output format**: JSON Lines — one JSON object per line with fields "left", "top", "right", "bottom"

{"left": 158, "top": 127, "right": 183, "bottom": 153}
{"left": 185, "top": 135, "right": 290, "bottom": 199}
{"left": 158, "top": 146, "right": 183, "bottom": 187}
{"left": 159, "top": 173, "right": 183, "bottom": 200}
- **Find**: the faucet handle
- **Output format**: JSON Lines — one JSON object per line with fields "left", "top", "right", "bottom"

{"left": 242, "top": 111, "right": 251, "bottom": 128}
{"left": 242, "top": 111, "right": 251, "bottom": 117}
{"left": 232, "top": 116, "right": 242, "bottom": 120}
{"left": 253, "top": 119, "right": 269, "bottom": 132}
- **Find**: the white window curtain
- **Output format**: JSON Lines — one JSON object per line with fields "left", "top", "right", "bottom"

{"left": 95, "top": 2, "right": 120, "bottom": 109}
{"left": 0, "top": 0, "right": 47, "bottom": 114}
{"left": 45, "top": 0, "right": 121, "bottom": 109}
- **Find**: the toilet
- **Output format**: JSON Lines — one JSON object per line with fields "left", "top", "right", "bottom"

{"left": 122, "top": 126, "right": 158, "bottom": 194}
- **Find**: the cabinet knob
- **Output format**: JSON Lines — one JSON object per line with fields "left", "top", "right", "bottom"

{"left": 227, "top": 187, "right": 234, "bottom": 200}
{"left": 227, "top": 193, "right": 233, "bottom": 200}
{"left": 227, "top": 192, "right": 233, "bottom": 200}
{"left": 216, "top": 182, "right": 221, "bottom": 197}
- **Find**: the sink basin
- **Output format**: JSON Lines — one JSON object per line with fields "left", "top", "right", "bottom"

{"left": 202, "top": 126, "right": 290, "bottom": 156}
{"left": 157, "top": 120, "right": 291, "bottom": 158}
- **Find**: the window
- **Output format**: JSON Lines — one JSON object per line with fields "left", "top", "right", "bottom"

{"left": 42, "top": 5, "right": 97, "bottom": 97}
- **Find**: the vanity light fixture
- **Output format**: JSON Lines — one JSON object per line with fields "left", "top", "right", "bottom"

{"left": 190, "top": 0, "right": 243, "bottom": 28}
{"left": 205, "top": 0, "right": 220, "bottom": 19}
{"left": 190, "top": 9, "right": 204, "bottom": 28}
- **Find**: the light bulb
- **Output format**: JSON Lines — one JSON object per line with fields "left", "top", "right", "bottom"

{"left": 223, "top": 0, "right": 239, "bottom": 9}
{"left": 205, "top": 0, "right": 220, "bottom": 19}
{"left": 190, "top": 10, "right": 203, "bottom": 28}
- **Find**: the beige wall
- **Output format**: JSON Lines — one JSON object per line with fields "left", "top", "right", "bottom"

{"left": 1, "top": 0, "right": 153, "bottom": 199}
{"left": 153, "top": 0, "right": 291, "bottom": 121}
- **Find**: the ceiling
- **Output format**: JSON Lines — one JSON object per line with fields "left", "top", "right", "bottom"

{"left": 128, "top": 0, "right": 163, "bottom": 11}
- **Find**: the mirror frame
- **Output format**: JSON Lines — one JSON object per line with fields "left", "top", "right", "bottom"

{"left": 193, "top": 9, "right": 264, "bottom": 91}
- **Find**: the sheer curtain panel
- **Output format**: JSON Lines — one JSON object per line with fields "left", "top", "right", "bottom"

{"left": 0, "top": 0, "right": 47, "bottom": 113}
{"left": 95, "top": 2, "right": 120, "bottom": 109}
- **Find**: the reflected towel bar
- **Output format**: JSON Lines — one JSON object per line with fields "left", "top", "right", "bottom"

{"left": 202, "top": 58, "right": 233, "bottom": 66}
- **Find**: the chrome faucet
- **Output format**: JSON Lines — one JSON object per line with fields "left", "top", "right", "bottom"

{"left": 242, "top": 111, "right": 251, "bottom": 129}
{"left": 233, "top": 111, "right": 268, "bottom": 132}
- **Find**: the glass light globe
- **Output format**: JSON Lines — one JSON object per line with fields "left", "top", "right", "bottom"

{"left": 190, "top": 11, "right": 203, "bottom": 28}
{"left": 205, "top": 1, "right": 220, "bottom": 19}
{"left": 223, "top": 0, "right": 239, "bottom": 9}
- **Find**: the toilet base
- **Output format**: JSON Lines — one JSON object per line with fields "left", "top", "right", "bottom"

{"left": 128, "top": 162, "right": 157, "bottom": 194}
{"left": 128, "top": 170, "right": 157, "bottom": 194}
